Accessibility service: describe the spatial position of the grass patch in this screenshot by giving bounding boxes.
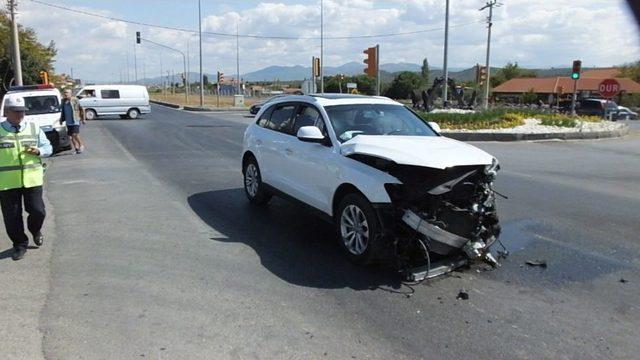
[417,108,528,130]
[418,108,602,130]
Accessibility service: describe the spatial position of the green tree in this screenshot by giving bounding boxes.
[421,57,429,84]
[619,60,639,82]
[384,71,424,99]
[491,61,536,88]
[0,11,57,91]
[521,87,538,104]
[323,74,377,95]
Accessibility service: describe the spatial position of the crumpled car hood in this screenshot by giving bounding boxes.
[340,135,494,169]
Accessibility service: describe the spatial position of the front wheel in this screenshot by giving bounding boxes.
[84,109,97,121]
[243,157,271,205]
[335,193,382,265]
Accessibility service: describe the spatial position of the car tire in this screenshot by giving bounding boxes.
[47,131,60,154]
[84,109,97,120]
[127,108,140,119]
[335,193,382,265]
[243,157,271,205]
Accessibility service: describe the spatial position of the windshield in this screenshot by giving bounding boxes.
[324,104,437,143]
[24,95,60,115]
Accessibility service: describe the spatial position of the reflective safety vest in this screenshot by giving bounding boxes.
[0,122,44,191]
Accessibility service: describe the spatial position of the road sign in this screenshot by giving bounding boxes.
[346,82,357,89]
[598,79,621,98]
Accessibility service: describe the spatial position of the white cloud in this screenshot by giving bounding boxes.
[13,0,640,82]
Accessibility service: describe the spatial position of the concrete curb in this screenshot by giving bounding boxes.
[183,106,249,112]
[442,125,629,141]
[149,100,180,109]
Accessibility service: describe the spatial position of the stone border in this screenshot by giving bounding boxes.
[183,106,249,112]
[149,100,180,109]
[443,126,629,141]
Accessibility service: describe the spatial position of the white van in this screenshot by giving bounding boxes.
[76,85,150,120]
[0,84,70,153]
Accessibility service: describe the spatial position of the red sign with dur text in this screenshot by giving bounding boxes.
[598,79,621,98]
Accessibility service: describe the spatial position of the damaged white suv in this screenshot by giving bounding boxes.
[242,94,501,268]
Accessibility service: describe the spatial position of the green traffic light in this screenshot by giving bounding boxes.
[571,73,580,80]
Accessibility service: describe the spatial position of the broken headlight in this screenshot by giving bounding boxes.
[484,158,500,180]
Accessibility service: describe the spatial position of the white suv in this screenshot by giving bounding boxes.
[242,95,501,267]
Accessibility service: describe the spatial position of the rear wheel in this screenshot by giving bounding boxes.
[335,193,382,265]
[127,108,139,119]
[243,157,271,205]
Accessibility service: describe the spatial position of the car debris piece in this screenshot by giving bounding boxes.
[525,260,547,268]
[619,278,628,283]
[456,289,469,300]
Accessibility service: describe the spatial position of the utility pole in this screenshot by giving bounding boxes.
[236,21,241,95]
[442,0,450,107]
[375,45,380,96]
[480,0,501,109]
[198,0,204,107]
[9,0,23,85]
[320,0,324,93]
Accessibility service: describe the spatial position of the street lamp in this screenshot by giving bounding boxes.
[140,36,189,104]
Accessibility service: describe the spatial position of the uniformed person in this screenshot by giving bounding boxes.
[0,94,52,260]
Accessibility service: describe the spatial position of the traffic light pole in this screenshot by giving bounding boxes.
[442,0,450,107]
[571,78,578,116]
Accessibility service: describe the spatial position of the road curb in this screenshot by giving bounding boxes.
[442,125,629,141]
[183,106,249,112]
[149,100,180,109]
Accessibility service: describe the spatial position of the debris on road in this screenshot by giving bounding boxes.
[619,278,628,284]
[456,289,469,300]
[525,260,548,268]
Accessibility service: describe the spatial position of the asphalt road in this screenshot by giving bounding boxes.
[35,106,640,359]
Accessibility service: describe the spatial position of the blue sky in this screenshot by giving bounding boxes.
[15,0,640,82]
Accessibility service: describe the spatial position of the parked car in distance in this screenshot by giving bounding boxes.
[242,94,501,267]
[76,85,150,120]
[0,84,70,153]
[576,98,618,118]
[249,94,289,115]
[613,106,638,120]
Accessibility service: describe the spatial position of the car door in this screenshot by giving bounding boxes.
[255,102,298,194]
[99,89,122,115]
[284,103,337,213]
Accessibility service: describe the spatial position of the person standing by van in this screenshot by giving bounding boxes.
[60,89,86,154]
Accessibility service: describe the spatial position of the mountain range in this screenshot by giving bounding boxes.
[134,62,574,85]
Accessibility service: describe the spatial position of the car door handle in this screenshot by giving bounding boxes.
[285,148,293,156]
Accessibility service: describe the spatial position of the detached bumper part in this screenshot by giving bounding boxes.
[402,209,497,265]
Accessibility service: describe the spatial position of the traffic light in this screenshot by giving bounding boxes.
[39,71,49,84]
[313,57,320,78]
[571,60,581,80]
[363,46,377,77]
[136,31,141,44]
[475,64,487,85]
[217,71,224,83]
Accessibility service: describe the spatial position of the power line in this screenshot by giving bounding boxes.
[27,0,483,40]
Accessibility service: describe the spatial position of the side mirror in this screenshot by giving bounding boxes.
[77,95,84,99]
[297,126,326,143]
[428,121,441,133]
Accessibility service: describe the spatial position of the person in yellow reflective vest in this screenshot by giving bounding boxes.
[0,94,52,261]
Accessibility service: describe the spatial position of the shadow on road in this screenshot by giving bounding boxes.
[188,188,404,291]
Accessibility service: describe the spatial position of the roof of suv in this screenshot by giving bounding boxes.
[267,94,401,107]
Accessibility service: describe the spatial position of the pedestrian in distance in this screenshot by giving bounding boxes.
[60,88,86,154]
[0,94,52,261]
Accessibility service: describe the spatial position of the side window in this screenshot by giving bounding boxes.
[267,104,296,134]
[257,105,274,128]
[292,105,321,134]
[101,90,120,99]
